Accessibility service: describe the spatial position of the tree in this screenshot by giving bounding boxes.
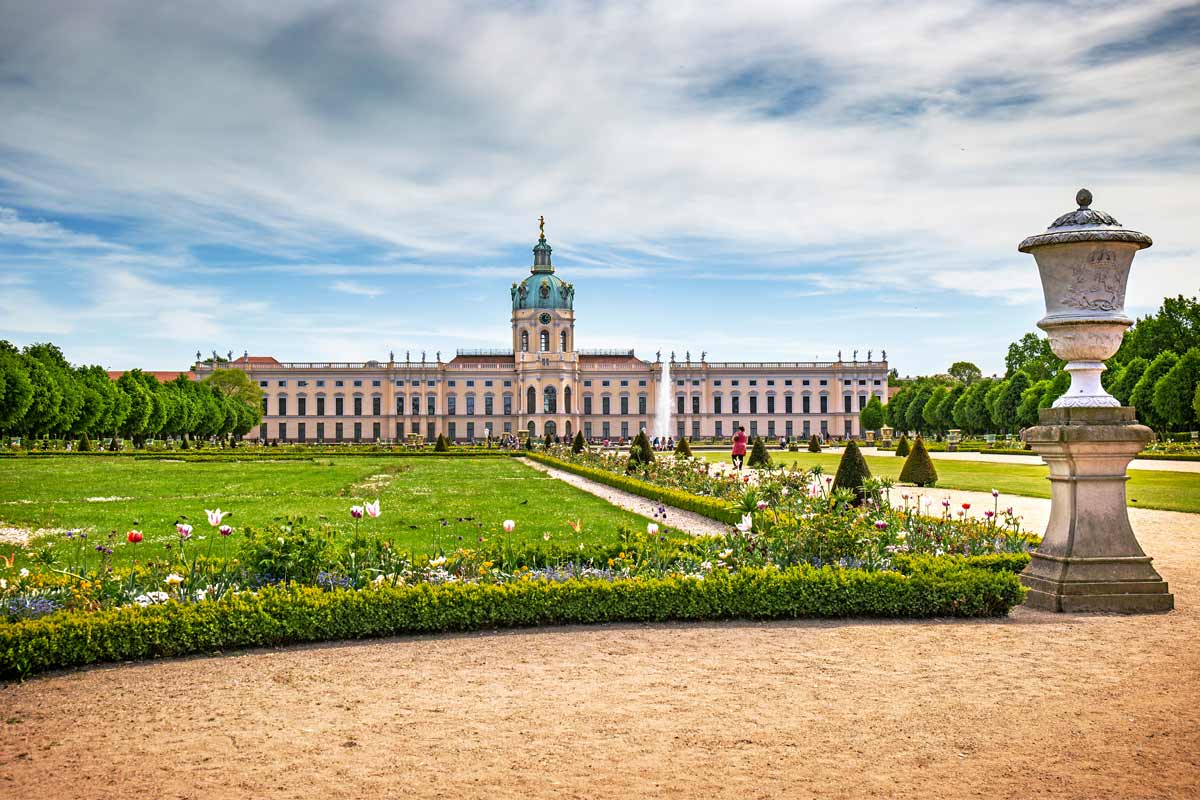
[899,436,938,486]
[1193,382,1200,426]
[1005,332,1062,382]
[674,437,693,457]
[628,430,654,467]
[859,395,884,433]
[1017,379,1049,429]
[984,380,1007,431]
[948,361,982,385]
[807,434,821,452]
[1111,357,1149,406]
[1038,370,1071,410]
[956,379,994,435]
[434,433,450,451]
[203,368,263,440]
[1115,295,1200,364]
[1152,347,1200,431]
[885,387,911,430]
[895,434,910,457]
[116,371,152,438]
[994,372,1031,433]
[571,430,586,453]
[19,356,64,437]
[23,343,83,436]
[937,385,965,432]
[1130,351,1179,430]
[0,345,34,432]
[905,384,933,435]
[923,386,949,433]
[832,440,871,505]
[747,436,771,468]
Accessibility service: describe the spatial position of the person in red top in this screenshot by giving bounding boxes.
[731,426,748,471]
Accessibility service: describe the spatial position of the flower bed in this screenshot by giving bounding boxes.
[0,561,1025,679]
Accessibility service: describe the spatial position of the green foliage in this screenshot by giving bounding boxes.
[1005,332,1063,382]
[831,440,871,505]
[859,394,884,432]
[238,520,336,585]
[747,436,771,468]
[0,344,35,433]
[885,386,911,429]
[0,563,1026,678]
[1038,370,1071,410]
[994,372,1031,433]
[1130,351,1179,430]
[628,430,654,467]
[77,431,92,452]
[674,437,693,457]
[905,384,933,434]
[1114,295,1200,365]
[948,361,982,385]
[899,436,938,486]
[1152,347,1200,431]
[923,386,949,432]
[572,430,586,453]
[895,434,910,457]
[808,435,821,453]
[434,433,450,452]
[1017,379,1048,429]
[1111,357,1149,406]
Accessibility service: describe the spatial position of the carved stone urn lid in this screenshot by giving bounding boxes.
[1018,189,1152,252]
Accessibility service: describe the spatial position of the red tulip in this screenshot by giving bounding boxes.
[961,503,971,510]
[127,530,143,543]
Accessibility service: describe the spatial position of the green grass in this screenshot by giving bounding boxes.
[0,456,653,565]
[697,451,1200,514]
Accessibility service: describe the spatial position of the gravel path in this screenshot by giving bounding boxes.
[520,457,730,537]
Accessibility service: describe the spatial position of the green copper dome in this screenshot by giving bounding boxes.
[511,223,574,311]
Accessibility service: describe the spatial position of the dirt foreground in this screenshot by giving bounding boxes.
[2,498,1198,800]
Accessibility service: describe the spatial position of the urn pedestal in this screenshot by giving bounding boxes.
[1020,407,1173,612]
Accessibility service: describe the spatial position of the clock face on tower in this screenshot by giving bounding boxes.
[539,312,552,325]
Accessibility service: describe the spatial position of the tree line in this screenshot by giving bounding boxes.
[864,294,1200,437]
[0,341,264,444]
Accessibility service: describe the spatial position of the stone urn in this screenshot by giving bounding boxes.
[1019,189,1152,407]
[1017,189,1171,613]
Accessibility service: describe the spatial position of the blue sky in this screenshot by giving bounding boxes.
[0,0,1197,375]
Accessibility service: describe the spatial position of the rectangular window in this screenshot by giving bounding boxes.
[277,380,287,387]
[620,396,629,415]
[317,397,326,416]
[353,422,362,442]
[858,395,867,410]
[316,422,325,441]
[844,396,852,413]
[316,380,325,387]
[447,395,457,415]
[484,395,493,415]
[466,380,475,387]
[297,397,307,416]
[768,420,776,437]
[336,422,345,441]
[466,422,475,440]
[638,396,647,414]
[820,396,828,413]
[749,396,758,414]
[584,380,592,387]
[485,380,493,387]
[372,380,381,387]
[785,396,793,414]
[692,396,700,414]
[602,396,611,415]
[845,420,853,438]
[621,421,629,439]
[584,422,593,438]
[803,420,811,437]
[427,397,436,415]
[372,396,381,416]
[715,420,723,438]
[676,420,685,440]
[503,422,512,433]
[767,396,775,414]
[354,380,362,387]
[784,380,792,386]
[785,420,793,437]
[278,422,287,440]
[277,396,287,416]
[259,380,268,387]
[749,380,757,386]
[638,380,647,387]
[298,380,308,387]
[602,421,611,439]
[427,422,435,441]
[336,380,344,387]
[261,397,268,415]
[802,396,810,413]
[732,396,740,414]
[713,396,722,414]
[584,396,593,415]
[750,421,758,437]
[466,395,475,416]
[372,422,381,441]
[676,396,684,414]
[620,380,628,387]
[353,397,362,415]
[691,421,700,439]
[396,396,405,415]
[503,395,512,415]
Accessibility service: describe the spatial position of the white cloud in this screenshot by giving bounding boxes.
[330,280,384,298]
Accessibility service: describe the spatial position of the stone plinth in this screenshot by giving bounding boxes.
[1020,406,1173,612]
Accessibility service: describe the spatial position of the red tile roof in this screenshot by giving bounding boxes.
[231,356,280,365]
[107,370,196,382]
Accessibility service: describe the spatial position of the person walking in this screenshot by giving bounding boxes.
[731,425,748,471]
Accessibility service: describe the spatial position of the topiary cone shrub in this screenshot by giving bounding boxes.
[674,437,693,458]
[628,430,654,466]
[108,436,121,452]
[832,440,872,505]
[544,432,553,448]
[899,436,938,486]
[77,432,92,452]
[571,430,586,453]
[808,435,822,453]
[896,434,911,457]
[747,436,772,468]
[434,433,450,452]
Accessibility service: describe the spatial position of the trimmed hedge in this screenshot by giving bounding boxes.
[527,453,741,524]
[892,552,1031,575]
[0,564,1025,679]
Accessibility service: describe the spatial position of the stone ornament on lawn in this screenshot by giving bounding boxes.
[1017,189,1171,613]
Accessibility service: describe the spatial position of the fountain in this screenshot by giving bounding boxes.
[654,356,671,440]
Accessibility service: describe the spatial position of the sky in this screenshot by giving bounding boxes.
[0,0,1197,377]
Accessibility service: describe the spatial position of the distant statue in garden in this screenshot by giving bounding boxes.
[853,349,858,361]
[686,350,691,362]
[389,350,394,362]
[837,350,842,361]
[882,349,887,361]
[436,350,441,362]
[867,350,872,361]
[656,349,661,362]
[701,351,706,362]
[421,351,426,362]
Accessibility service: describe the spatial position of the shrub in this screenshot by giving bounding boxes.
[788,443,799,452]
[434,433,450,452]
[0,562,1026,678]
[808,435,821,453]
[674,437,693,458]
[525,436,534,450]
[832,440,872,505]
[77,432,92,452]
[628,430,654,467]
[747,437,772,467]
[108,436,121,452]
[899,436,938,486]
[544,432,553,448]
[572,430,586,453]
[895,434,911,457]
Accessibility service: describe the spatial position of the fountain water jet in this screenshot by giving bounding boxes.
[653,357,671,440]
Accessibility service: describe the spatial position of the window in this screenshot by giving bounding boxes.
[844,395,852,413]
[767,380,775,386]
[858,395,867,410]
[749,395,758,414]
[372,422,381,440]
[354,380,363,387]
[715,421,723,437]
[620,396,629,415]
[317,380,325,387]
[353,397,362,415]
[858,380,867,386]
[767,396,775,414]
[411,395,420,416]
[298,380,308,387]
[447,395,457,416]
[564,386,572,413]
[278,380,287,387]
[317,397,326,416]
[466,395,475,416]
[602,421,610,438]
[874,380,882,386]
[372,380,381,387]
[277,396,287,416]
[802,395,811,413]
[749,421,758,437]
[768,420,775,437]
[676,396,684,414]
[484,395,493,415]
[638,395,647,414]
[485,380,493,387]
[621,422,629,439]
[335,380,344,387]
[843,380,851,386]
[521,331,529,352]
[820,380,828,386]
[540,330,550,352]
[584,380,592,387]
[544,386,557,413]
[749,380,757,387]
[261,397,268,415]
[298,397,307,416]
[427,396,436,416]
[620,380,629,387]
[820,396,828,413]
[560,331,567,351]
[784,380,792,386]
[714,380,722,386]
[786,421,793,437]
[602,380,610,387]
[448,381,456,387]
[732,396,740,414]
[713,396,722,414]
[353,422,362,442]
[503,395,512,415]
[584,395,593,415]
[732,380,740,386]
[692,396,700,414]
[278,422,287,440]
[466,380,474,387]
[638,380,647,387]
[692,380,700,386]
[316,422,325,441]
[396,396,405,415]
[466,422,474,440]
[504,380,512,387]
[601,396,611,415]
[527,387,536,414]
[259,380,268,387]
[372,396,381,416]
[692,420,700,439]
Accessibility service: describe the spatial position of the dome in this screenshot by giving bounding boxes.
[511,220,574,311]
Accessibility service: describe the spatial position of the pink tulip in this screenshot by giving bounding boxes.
[219,524,233,536]
[503,519,516,533]
[205,509,229,527]
[350,506,364,519]
[365,499,381,518]
[176,523,193,540]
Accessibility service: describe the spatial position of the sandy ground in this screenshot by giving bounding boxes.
[2,496,1197,799]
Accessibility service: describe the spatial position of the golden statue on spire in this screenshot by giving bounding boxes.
[538,215,545,238]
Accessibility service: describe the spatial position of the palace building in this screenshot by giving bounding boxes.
[196,222,889,443]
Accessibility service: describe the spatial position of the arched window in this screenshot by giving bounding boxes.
[527,420,536,437]
[544,385,557,414]
[545,420,557,437]
[521,331,529,352]
[560,330,567,352]
[527,386,537,414]
[563,386,572,413]
[565,420,572,438]
[540,330,550,352]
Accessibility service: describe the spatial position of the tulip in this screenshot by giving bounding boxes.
[647,522,659,535]
[176,523,193,540]
[19,568,30,578]
[756,500,768,510]
[874,520,888,530]
[127,530,143,543]
[991,488,999,498]
[205,508,229,527]
[219,524,233,537]
[350,505,364,519]
[164,573,184,586]
[503,519,516,533]
[735,514,753,533]
[365,499,381,518]
[962,503,971,511]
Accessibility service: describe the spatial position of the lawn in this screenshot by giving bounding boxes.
[697,451,1200,514]
[0,456,654,565]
